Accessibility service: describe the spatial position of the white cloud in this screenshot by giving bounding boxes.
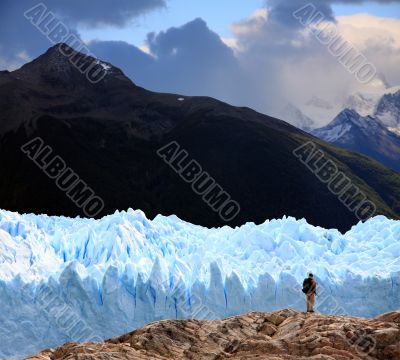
[17,51,31,62]
[230,8,268,36]
[228,10,400,123]
[220,37,238,49]
[336,13,400,49]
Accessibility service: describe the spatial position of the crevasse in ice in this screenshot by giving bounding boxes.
[0,208,399,358]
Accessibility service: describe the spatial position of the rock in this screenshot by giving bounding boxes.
[26,309,400,359]
[258,322,277,336]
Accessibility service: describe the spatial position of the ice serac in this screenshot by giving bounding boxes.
[0,209,399,358]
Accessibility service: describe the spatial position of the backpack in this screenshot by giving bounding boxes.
[302,278,311,294]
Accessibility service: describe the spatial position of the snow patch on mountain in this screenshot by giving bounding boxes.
[0,209,399,358]
[316,122,351,142]
[389,127,400,136]
[94,59,113,73]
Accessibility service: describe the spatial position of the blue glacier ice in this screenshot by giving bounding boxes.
[0,208,399,358]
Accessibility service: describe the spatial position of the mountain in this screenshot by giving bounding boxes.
[375,90,400,128]
[27,309,400,360]
[341,86,400,133]
[1,209,400,357]
[280,103,315,131]
[295,97,338,128]
[312,109,400,172]
[343,87,398,117]
[294,84,400,129]
[1,43,400,231]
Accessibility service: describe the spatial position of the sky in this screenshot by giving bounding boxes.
[80,0,265,46]
[79,1,399,47]
[1,0,399,126]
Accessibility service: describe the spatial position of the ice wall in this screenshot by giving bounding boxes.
[0,209,399,358]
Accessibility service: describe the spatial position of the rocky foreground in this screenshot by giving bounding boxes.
[26,309,400,360]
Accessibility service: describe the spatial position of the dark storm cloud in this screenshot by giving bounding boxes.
[89,19,243,103]
[45,0,166,27]
[146,18,234,60]
[266,0,400,27]
[146,18,238,79]
[0,0,165,69]
[267,0,336,26]
[1,0,165,28]
[145,18,242,99]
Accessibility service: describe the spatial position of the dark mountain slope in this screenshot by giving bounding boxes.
[0,44,399,232]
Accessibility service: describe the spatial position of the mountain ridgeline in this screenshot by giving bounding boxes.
[0,43,400,231]
[312,109,400,172]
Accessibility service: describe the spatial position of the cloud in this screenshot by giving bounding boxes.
[89,19,243,103]
[47,0,166,28]
[227,5,400,121]
[266,0,336,27]
[0,0,399,128]
[335,13,400,86]
[336,13,400,49]
[0,0,166,69]
[266,0,400,27]
[88,40,156,86]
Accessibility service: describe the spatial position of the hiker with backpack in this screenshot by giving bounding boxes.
[302,272,317,313]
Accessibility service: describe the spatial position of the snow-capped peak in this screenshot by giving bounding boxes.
[297,83,400,129]
[311,109,384,142]
[375,89,400,128]
[334,108,379,128]
[343,86,400,117]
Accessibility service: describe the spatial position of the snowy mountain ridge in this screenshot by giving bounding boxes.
[311,108,400,171]
[312,108,383,142]
[0,208,399,358]
[375,89,400,128]
[288,86,400,129]
[343,86,400,117]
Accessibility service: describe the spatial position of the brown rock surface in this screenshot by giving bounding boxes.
[26,309,400,360]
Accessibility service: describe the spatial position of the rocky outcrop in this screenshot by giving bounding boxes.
[26,309,400,359]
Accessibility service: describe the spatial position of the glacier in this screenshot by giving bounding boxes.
[0,209,399,358]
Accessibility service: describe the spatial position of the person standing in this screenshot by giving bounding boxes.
[302,272,317,313]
